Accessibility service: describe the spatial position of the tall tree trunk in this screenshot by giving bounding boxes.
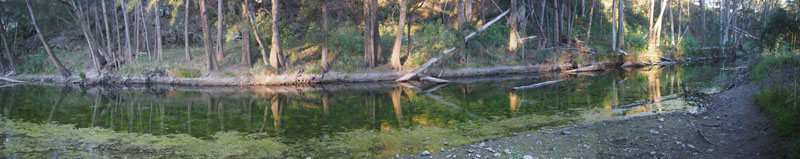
[140,4,152,60]
[363,0,374,67]
[155,0,163,61]
[508,0,520,54]
[244,0,269,66]
[241,1,251,66]
[122,0,133,63]
[216,0,224,62]
[372,0,381,63]
[480,0,486,24]
[390,0,407,70]
[617,0,625,49]
[26,0,70,77]
[456,0,465,28]
[200,0,218,71]
[270,0,286,69]
[101,0,115,67]
[465,0,472,21]
[185,0,191,61]
[611,0,617,52]
[133,6,140,60]
[700,0,706,44]
[321,0,329,71]
[649,0,668,54]
[0,12,16,71]
[585,0,596,47]
[669,0,675,46]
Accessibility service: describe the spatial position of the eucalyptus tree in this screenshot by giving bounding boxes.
[25,0,70,77]
[200,0,218,71]
[390,0,408,70]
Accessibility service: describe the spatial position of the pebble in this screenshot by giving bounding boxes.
[425,137,431,140]
[421,150,431,156]
[504,149,512,154]
[649,129,660,135]
[658,118,665,122]
[467,149,475,153]
[707,149,714,152]
[523,155,535,159]
[688,144,696,149]
[658,125,663,129]
[540,127,546,131]
[650,151,657,156]
[445,154,452,158]
[479,142,487,148]
[441,148,445,152]
[476,154,482,158]
[444,142,450,146]
[396,154,400,158]
[494,153,501,157]
[676,141,682,145]
[561,131,572,135]
[703,116,709,119]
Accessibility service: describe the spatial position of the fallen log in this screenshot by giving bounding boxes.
[512,79,565,91]
[563,65,603,73]
[419,75,451,83]
[397,9,511,82]
[0,77,25,83]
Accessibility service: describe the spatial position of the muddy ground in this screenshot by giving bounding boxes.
[408,81,781,159]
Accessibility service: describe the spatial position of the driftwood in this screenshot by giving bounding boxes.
[419,75,451,83]
[397,9,511,82]
[564,65,603,73]
[513,79,565,91]
[0,77,25,83]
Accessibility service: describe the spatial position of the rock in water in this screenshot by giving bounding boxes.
[523,155,535,159]
[658,117,665,122]
[688,144,696,149]
[421,150,431,156]
[504,149,512,154]
[649,129,659,135]
[561,131,572,135]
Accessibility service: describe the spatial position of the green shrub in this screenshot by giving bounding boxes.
[623,25,648,55]
[677,35,700,57]
[170,68,202,78]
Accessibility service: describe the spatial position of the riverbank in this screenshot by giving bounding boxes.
[419,77,782,159]
[3,55,738,86]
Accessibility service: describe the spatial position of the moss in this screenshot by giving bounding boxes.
[0,118,287,158]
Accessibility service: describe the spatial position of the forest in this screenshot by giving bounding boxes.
[0,0,774,82]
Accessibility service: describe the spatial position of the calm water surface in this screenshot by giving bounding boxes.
[0,60,741,157]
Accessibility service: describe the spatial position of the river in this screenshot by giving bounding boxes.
[0,60,742,158]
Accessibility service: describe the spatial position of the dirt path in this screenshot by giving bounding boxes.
[414,81,779,159]
[702,82,779,158]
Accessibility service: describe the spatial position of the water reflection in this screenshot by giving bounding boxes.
[1,61,738,141]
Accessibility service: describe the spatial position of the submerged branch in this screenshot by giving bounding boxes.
[513,79,564,91]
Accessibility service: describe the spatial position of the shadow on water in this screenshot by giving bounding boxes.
[0,60,743,158]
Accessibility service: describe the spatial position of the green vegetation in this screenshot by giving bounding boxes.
[751,8,800,157]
